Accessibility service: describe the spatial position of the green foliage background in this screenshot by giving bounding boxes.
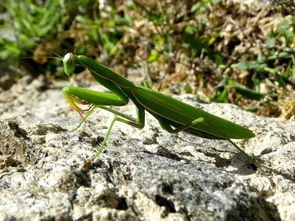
[0,0,294,118]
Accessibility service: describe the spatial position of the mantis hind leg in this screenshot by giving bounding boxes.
[156,116,223,140]
[202,119,260,168]
[156,115,259,168]
[155,116,205,134]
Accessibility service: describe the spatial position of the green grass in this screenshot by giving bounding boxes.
[0,0,294,117]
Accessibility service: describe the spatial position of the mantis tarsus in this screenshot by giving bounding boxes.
[62,53,258,168]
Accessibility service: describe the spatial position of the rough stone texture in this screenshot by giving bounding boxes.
[0,75,294,221]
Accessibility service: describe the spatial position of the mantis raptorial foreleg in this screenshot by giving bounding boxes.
[74,104,97,130]
[63,84,147,167]
[63,84,129,128]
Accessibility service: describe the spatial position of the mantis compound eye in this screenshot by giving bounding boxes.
[63,53,75,76]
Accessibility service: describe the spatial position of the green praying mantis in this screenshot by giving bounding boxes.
[62,53,258,168]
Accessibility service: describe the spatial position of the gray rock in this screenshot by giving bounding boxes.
[0,75,294,221]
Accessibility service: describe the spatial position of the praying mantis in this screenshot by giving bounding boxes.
[62,53,258,168]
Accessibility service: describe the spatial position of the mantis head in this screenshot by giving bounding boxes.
[63,53,76,76]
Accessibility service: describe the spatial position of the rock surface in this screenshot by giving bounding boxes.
[0,75,294,221]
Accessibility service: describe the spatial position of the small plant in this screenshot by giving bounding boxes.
[0,0,99,75]
[0,0,65,58]
[232,16,295,88]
